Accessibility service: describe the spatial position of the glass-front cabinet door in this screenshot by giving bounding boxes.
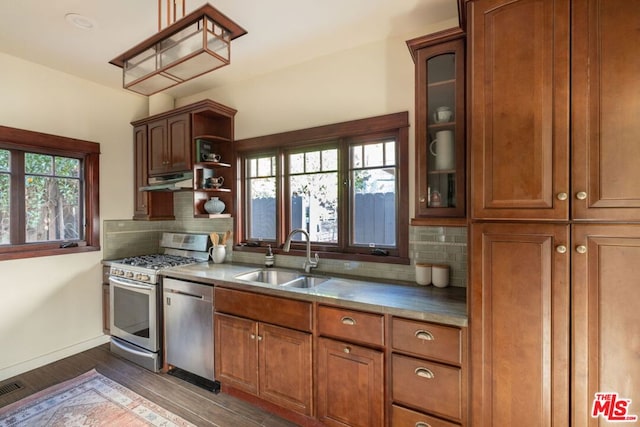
[408,29,465,221]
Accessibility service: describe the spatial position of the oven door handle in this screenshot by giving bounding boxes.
[109,276,154,290]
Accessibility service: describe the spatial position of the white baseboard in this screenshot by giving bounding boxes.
[0,335,111,382]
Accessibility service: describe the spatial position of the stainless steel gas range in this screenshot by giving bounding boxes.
[108,232,210,372]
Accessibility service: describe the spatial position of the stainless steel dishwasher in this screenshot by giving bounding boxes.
[163,277,214,382]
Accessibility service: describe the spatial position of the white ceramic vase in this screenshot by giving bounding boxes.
[204,197,225,214]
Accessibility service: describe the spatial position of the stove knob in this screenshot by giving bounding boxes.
[125,271,134,279]
[140,274,150,282]
[134,273,141,281]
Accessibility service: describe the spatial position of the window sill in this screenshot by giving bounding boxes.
[233,245,410,265]
[0,245,100,261]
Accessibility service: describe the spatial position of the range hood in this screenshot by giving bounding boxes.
[139,172,194,192]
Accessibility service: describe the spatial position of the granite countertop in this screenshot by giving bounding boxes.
[160,262,468,327]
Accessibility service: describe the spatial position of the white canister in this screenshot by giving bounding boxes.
[209,246,226,263]
[415,263,432,286]
[432,264,449,288]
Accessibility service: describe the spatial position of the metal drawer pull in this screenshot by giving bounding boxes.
[341,316,356,326]
[415,367,435,379]
[343,346,351,354]
[415,423,431,427]
[415,330,434,341]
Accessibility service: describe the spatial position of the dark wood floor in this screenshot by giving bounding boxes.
[0,344,298,427]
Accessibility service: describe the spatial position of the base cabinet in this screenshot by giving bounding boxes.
[214,313,312,416]
[316,337,384,427]
[392,405,460,427]
[215,313,258,394]
[213,286,313,418]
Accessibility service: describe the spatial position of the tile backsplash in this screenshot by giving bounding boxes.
[103,192,467,287]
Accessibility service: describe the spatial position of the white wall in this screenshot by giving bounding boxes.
[178,18,457,222]
[0,52,148,380]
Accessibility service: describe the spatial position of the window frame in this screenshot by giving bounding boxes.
[235,112,409,264]
[0,125,100,261]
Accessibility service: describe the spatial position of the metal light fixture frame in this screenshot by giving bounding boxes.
[110,2,247,96]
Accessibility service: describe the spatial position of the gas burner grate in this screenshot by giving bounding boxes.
[120,254,201,269]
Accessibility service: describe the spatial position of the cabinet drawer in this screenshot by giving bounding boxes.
[392,317,462,365]
[392,354,462,421]
[318,305,384,347]
[392,404,460,427]
[214,287,312,332]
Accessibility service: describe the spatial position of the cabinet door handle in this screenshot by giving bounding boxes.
[415,367,435,379]
[576,191,587,200]
[250,334,256,340]
[341,316,356,326]
[556,245,567,254]
[257,335,263,341]
[415,330,434,341]
[415,423,431,427]
[576,245,587,254]
[343,346,351,354]
[556,192,568,201]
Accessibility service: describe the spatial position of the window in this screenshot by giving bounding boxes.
[0,125,100,260]
[236,112,409,263]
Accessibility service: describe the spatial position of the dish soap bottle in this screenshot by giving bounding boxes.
[265,244,274,268]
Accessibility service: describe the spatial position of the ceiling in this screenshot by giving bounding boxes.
[0,0,459,99]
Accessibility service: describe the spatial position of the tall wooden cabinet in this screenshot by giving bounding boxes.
[468,0,640,425]
[571,0,640,221]
[470,222,570,426]
[572,225,640,426]
[469,0,570,221]
[407,28,466,222]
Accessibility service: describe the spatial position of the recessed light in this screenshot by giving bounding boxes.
[65,13,97,30]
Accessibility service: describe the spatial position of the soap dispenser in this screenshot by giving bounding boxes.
[265,244,274,268]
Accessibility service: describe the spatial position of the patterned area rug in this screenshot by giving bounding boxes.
[0,369,195,426]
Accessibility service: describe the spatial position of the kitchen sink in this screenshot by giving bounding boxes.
[235,268,329,288]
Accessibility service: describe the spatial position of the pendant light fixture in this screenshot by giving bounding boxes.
[110,1,246,96]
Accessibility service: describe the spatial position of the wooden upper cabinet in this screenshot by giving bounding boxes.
[133,124,174,220]
[572,0,640,220]
[470,222,570,427]
[167,114,191,172]
[469,0,570,220]
[408,28,466,222]
[572,224,640,426]
[147,113,191,176]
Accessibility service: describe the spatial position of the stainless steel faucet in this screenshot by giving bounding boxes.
[283,228,319,273]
